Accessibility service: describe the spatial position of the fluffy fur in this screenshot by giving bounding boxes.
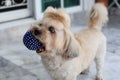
[30,3,108,80]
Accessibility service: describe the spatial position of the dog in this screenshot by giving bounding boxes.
[30,3,108,80]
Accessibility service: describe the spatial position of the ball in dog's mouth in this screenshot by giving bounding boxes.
[23,31,46,53]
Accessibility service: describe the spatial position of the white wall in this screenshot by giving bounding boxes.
[83,0,95,11]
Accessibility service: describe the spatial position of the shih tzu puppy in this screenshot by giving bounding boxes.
[24,3,108,80]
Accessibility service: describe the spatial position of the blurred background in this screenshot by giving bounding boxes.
[0,0,120,80]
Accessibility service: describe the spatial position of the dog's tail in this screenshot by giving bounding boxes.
[88,3,108,30]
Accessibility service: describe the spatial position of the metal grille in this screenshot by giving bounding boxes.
[0,0,27,12]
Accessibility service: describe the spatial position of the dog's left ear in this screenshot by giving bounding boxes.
[62,31,80,59]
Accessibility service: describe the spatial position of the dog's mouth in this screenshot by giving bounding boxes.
[36,43,46,53]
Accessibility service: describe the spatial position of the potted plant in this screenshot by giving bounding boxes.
[95,0,108,7]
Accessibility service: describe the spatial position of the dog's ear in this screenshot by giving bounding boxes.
[44,7,71,28]
[57,9,71,28]
[62,31,80,59]
[44,7,55,14]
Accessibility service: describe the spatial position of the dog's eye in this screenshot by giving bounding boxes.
[49,26,55,33]
[38,23,42,26]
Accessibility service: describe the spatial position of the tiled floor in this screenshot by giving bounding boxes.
[0,57,39,80]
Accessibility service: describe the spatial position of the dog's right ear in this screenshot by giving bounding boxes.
[44,7,56,14]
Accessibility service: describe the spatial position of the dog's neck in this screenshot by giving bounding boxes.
[41,53,65,71]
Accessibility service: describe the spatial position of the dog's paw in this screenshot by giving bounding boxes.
[95,76,103,80]
[80,68,89,75]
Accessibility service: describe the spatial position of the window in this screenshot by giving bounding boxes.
[64,0,80,8]
[30,0,82,20]
[41,0,81,12]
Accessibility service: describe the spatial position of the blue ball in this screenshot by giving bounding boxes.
[23,31,41,50]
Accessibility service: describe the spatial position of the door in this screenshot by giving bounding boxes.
[41,0,82,13]
[0,0,32,23]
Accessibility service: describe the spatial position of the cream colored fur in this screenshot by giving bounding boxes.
[30,3,108,80]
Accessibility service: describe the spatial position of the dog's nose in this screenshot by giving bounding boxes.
[34,29,42,36]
